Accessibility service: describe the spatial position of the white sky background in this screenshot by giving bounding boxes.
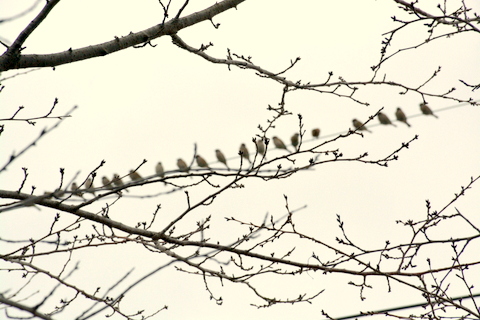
[1,0,480,319]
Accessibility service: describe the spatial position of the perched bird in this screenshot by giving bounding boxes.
[177,158,189,172]
[112,174,129,192]
[196,155,210,169]
[85,177,94,189]
[352,119,371,132]
[85,177,95,194]
[129,170,142,181]
[155,162,165,177]
[255,138,265,155]
[420,102,438,118]
[312,128,320,139]
[71,182,83,196]
[395,107,411,127]
[52,188,65,199]
[112,174,124,188]
[273,136,289,152]
[239,143,251,163]
[291,133,299,150]
[102,176,112,188]
[378,112,396,127]
[215,149,229,170]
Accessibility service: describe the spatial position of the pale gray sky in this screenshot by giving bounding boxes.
[1,1,479,319]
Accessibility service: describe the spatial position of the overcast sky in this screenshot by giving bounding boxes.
[1,1,480,319]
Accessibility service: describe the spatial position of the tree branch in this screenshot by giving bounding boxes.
[0,0,245,71]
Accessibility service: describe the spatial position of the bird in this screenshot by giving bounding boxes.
[112,174,123,187]
[85,177,93,189]
[71,182,83,196]
[196,155,210,169]
[378,112,396,127]
[255,138,265,155]
[102,176,112,188]
[291,133,299,151]
[273,136,289,152]
[85,177,95,194]
[420,102,438,118]
[155,162,165,177]
[239,143,251,163]
[215,149,229,170]
[177,158,189,172]
[52,188,65,199]
[352,119,371,132]
[312,128,320,139]
[395,107,411,127]
[129,170,142,181]
[112,174,129,192]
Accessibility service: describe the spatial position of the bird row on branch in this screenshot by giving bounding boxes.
[353,103,437,132]
[67,103,438,196]
[68,132,314,196]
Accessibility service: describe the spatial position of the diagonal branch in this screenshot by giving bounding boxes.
[0,0,246,71]
[0,294,53,320]
[171,34,298,86]
[2,0,61,70]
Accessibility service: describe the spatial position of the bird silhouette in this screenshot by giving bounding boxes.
[215,149,229,170]
[177,159,189,172]
[102,176,112,188]
[129,170,142,182]
[378,112,397,127]
[273,136,289,152]
[352,119,371,132]
[239,143,251,163]
[112,174,129,192]
[395,108,411,127]
[291,133,299,151]
[420,103,438,118]
[255,138,265,155]
[196,155,210,169]
[85,177,95,194]
[155,162,165,177]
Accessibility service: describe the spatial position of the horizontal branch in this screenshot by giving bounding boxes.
[2,189,477,279]
[393,0,480,33]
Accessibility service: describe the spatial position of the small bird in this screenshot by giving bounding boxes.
[196,155,210,169]
[155,162,165,177]
[420,102,438,118]
[395,107,411,127]
[85,177,95,194]
[273,136,289,152]
[102,176,112,188]
[378,112,396,127]
[255,138,265,155]
[177,158,189,172]
[52,188,65,199]
[85,177,94,189]
[312,128,320,139]
[291,133,299,151]
[215,149,229,170]
[239,143,251,163]
[112,174,124,188]
[112,174,129,192]
[352,119,371,132]
[129,170,142,181]
[71,182,83,196]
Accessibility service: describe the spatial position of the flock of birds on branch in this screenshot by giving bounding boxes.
[69,103,438,196]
